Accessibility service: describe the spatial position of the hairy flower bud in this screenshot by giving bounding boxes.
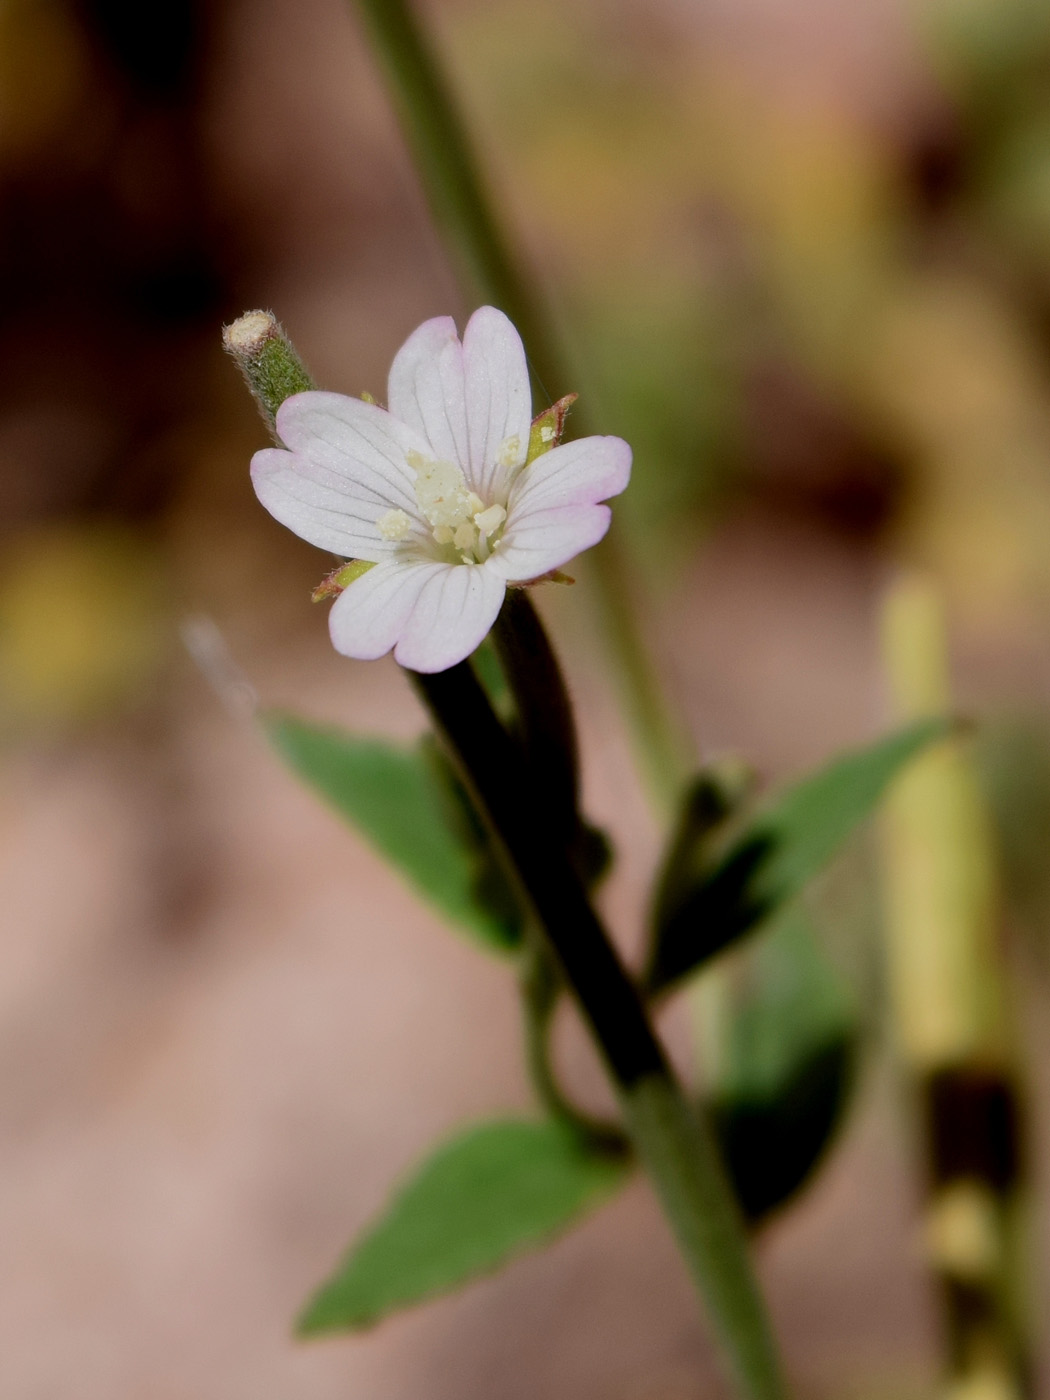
[223,310,315,434]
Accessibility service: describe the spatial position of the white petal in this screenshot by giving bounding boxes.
[487,503,613,582]
[486,434,630,580]
[393,563,506,673]
[462,306,532,498]
[386,316,471,470]
[508,435,631,516]
[328,560,445,661]
[276,392,429,509]
[252,392,432,557]
[251,449,402,559]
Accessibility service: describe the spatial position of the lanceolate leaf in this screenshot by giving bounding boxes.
[645,718,949,994]
[264,712,522,953]
[298,1120,630,1333]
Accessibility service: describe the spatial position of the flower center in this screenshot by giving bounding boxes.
[403,449,508,563]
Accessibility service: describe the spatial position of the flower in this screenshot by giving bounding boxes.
[250,306,631,672]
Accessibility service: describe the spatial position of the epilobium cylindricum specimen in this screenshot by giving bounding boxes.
[250,306,631,672]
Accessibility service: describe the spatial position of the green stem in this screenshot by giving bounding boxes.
[412,660,787,1400]
[520,943,626,1151]
[351,0,691,808]
[351,0,556,379]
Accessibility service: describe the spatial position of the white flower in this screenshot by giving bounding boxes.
[251,306,631,673]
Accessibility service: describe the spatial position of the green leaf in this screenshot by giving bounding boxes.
[645,718,949,994]
[298,1120,630,1333]
[710,912,857,1224]
[264,712,522,953]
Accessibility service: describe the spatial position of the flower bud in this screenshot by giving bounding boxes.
[222,310,315,434]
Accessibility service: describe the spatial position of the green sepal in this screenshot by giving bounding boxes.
[297,1118,630,1333]
[264,712,522,953]
[311,558,376,601]
[526,393,577,463]
[644,718,950,995]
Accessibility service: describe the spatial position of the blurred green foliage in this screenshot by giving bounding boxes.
[711,910,856,1225]
[645,720,947,994]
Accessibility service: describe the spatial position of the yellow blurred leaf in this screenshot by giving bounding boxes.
[0,522,166,731]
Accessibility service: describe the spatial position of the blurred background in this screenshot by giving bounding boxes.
[4,0,1050,1394]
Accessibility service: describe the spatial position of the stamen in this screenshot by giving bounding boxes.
[404,448,510,563]
[474,503,506,536]
[376,508,412,541]
[497,434,522,467]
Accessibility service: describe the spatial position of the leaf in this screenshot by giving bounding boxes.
[264,712,522,953]
[298,1120,630,1333]
[709,911,857,1224]
[645,718,949,994]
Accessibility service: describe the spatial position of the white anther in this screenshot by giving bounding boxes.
[376,508,412,541]
[497,434,522,467]
[474,503,506,536]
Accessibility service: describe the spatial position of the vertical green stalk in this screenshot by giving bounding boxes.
[412,659,787,1400]
[880,571,1029,1399]
[350,0,691,809]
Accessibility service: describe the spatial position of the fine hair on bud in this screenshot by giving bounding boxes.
[222,309,315,434]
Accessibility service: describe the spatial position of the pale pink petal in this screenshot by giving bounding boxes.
[487,503,613,582]
[462,306,532,498]
[393,563,506,673]
[253,392,434,557]
[508,435,631,516]
[386,316,471,469]
[276,392,430,509]
[251,447,425,560]
[328,560,446,661]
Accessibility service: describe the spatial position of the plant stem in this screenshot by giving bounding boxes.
[491,590,580,838]
[352,0,556,380]
[519,943,626,1151]
[880,572,1029,1396]
[351,0,691,808]
[412,659,787,1400]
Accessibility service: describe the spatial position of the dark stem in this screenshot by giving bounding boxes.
[412,659,665,1088]
[491,590,580,835]
[411,657,786,1400]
